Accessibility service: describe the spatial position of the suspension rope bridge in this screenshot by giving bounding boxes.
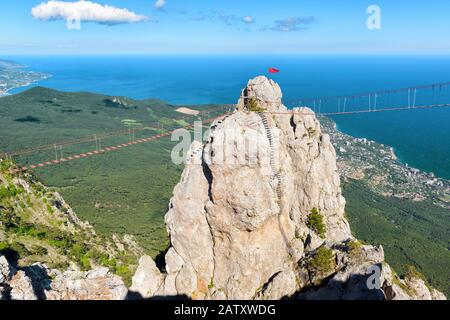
[263,103,450,117]
[2,80,449,173]
[296,80,450,105]
[6,112,231,173]
[4,106,227,158]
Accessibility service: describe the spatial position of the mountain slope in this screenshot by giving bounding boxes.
[0,158,142,295]
[0,87,223,255]
[343,180,450,296]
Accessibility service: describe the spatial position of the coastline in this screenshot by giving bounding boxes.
[0,58,52,97]
[322,116,450,207]
[333,119,442,180]
[0,74,51,97]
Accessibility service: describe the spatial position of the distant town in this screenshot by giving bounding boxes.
[0,59,50,96]
[321,117,450,209]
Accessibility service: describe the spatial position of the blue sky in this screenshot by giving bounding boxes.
[1,0,450,54]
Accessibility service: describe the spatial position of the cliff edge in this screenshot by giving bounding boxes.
[130,76,445,300]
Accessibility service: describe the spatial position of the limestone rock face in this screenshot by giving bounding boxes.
[133,76,352,300]
[0,254,13,300]
[256,270,297,300]
[298,244,447,300]
[237,76,284,112]
[10,271,38,300]
[45,267,128,300]
[298,245,387,300]
[0,254,127,300]
[0,255,12,284]
[430,288,447,301]
[131,76,445,301]
[130,255,164,298]
[180,77,349,299]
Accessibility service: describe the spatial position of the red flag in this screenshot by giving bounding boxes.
[268,68,280,73]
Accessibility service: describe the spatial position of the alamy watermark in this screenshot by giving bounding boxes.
[366,265,382,290]
[65,5,382,32]
[170,119,280,178]
[66,14,81,30]
[367,5,382,30]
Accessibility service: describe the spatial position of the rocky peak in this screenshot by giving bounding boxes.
[237,76,285,112]
[128,76,446,301]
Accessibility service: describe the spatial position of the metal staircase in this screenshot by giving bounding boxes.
[257,112,283,207]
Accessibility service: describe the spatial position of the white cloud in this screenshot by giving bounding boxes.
[31,1,149,26]
[242,16,254,24]
[271,17,315,32]
[154,0,166,10]
[216,13,255,27]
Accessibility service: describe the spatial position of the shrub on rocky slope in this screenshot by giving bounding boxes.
[0,158,142,299]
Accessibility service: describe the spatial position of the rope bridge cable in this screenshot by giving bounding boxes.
[12,112,233,173]
[263,103,450,117]
[4,106,226,158]
[5,102,450,173]
[4,103,450,164]
[292,80,450,115]
[3,81,450,165]
[292,81,450,104]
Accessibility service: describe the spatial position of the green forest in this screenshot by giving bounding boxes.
[0,87,448,295]
[344,180,450,296]
[0,87,222,256]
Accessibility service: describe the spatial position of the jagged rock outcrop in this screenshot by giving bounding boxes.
[0,254,127,300]
[130,76,446,300]
[163,76,351,300]
[130,256,164,298]
[10,271,38,300]
[45,267,127,300]
[0,255,12,300]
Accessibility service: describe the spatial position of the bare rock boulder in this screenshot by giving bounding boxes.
[45,267,127,300]
[10,271,37,300]
[130,255,164,299]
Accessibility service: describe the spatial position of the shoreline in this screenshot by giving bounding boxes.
[321,116,450,208]
[0,58,52,97]
[0,74,52,97]
[332,119,445,181]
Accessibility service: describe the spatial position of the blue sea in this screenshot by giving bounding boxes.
[4,55,450,180]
